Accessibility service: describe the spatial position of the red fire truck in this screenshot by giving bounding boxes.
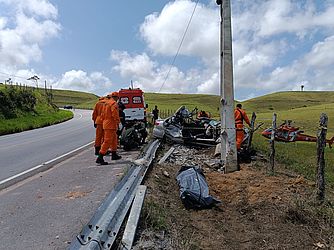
[118,88,147,126]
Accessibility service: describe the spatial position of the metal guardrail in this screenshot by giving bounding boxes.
[69,139,160,250]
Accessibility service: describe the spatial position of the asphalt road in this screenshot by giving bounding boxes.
[0,109,95,181]
[0,146,138,250]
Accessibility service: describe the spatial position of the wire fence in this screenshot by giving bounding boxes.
[0,81,54,105]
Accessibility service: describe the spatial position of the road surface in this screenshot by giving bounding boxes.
[0,146,138,250]
[0,109,95,181]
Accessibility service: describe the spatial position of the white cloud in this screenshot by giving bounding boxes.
[112,1,333,99]
[261,35,334,91]
[0,0,58,18]
[230,0,334,98]
[0,0,60,67]
[55,70,112,92]
[304,35,334,68]
[196,72,219,94]
[140,0,219,66]
[110,49,218,94]
[111,50,156,79]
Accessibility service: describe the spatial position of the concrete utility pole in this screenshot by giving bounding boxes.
[217,0,238,172]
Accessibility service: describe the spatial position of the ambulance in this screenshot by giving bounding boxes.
[118,88,147,126]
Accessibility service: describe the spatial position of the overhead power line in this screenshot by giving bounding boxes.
[158,0,200,93]
[0,71,30,80]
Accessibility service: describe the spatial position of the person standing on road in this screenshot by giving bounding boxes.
[152,105,159,124]
[96,92,122,165]
[92,96,106,155]
[118,101,126,128]
[234,103,251,151]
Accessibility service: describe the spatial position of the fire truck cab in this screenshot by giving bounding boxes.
[118,88,147,125]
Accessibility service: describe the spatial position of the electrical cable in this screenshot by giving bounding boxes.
[158,0,200,93]
[0,71,30,80]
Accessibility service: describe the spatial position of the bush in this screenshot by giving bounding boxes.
[0,86,37,119]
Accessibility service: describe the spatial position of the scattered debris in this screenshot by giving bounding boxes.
[162,170,170,178]
[313,242,326,249]
[158,146,175,165]
[64,191,91,200]
[262,120,334,147]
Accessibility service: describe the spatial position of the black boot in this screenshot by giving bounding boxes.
[95,146,101,156]
[111,151,122,160]
[96,154,108,165]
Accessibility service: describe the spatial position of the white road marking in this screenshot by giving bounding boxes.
[0,141,94,190]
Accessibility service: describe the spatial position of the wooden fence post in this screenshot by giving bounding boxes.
[246,112,256,152]
[316,113,328,202]
[269,113,277,173]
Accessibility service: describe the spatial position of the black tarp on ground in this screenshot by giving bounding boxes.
[176,166,221,209]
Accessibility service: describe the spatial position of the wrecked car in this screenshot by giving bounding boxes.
[153,106,220,146]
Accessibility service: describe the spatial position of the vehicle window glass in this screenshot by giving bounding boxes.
[120,97,129,104]
[133,96,142,104]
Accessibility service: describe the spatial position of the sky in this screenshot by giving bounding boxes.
[0,0,334,101]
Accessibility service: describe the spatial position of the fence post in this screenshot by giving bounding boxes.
[246,112,256,152]
[316,113,328,203]
[269,113,277,173]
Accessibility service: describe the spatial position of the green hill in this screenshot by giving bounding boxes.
[243,93,334,187]
[242,91,334,113]
[76,92,221,116]
[145,93,221,118]
[51,89,99,108]
[0,84,73,135]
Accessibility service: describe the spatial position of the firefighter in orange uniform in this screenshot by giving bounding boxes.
[234,103,251,150]
[96,92,122,165]
[92,96,106,155]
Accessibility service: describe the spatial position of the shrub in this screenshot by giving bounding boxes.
[0,86,37,119]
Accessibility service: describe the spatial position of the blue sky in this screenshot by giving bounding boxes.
[0,0,334,101]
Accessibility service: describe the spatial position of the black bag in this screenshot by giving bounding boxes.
[176,166,221,209]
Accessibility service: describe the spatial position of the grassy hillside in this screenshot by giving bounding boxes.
[242,91,334,113]
[0,85,73,135]
[251,102,334,187]
[77,92,222,116]
[145,93,221,117]
[51,89,99,108]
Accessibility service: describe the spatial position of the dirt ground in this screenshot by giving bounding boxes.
[133,144,334,250]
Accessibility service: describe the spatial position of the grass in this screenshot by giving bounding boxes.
[0,86,73,135]
[50,88,98,108]
[75,92,222,116]
[142,200,168,231]
[243,91,334,113]
[251,101,334,188]
[0,108,73,135]
[0,84,98,109]
[144,93,221,118]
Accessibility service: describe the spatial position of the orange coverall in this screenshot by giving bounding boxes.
[92,97,106,148]
[99,99,120,155]
[234,107,251,150]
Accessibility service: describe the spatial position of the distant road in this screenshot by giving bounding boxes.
[0,109,95,181]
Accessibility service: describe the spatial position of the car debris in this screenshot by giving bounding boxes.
[158,146,175,165]
[262,119,334,147]
[120,122,147,151]
[153,106,220,147]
